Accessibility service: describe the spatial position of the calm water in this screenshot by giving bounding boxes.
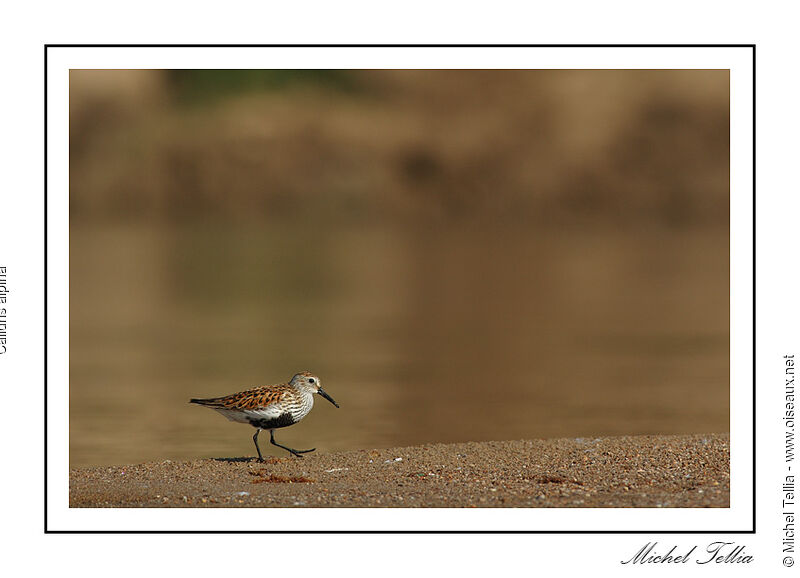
[69,222,729,467]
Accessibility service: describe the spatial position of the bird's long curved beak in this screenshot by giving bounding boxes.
[317,387,340,408]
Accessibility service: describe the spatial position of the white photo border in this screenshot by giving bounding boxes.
[46,44,754,533]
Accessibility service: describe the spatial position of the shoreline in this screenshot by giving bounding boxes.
[69,433,729,508]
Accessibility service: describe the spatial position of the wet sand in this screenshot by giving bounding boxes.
[69,434,729,508]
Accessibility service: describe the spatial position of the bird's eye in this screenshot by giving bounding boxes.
[309,378,316,384]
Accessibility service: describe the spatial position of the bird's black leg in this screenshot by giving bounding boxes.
[269,429,315,458]
[253,428,264,462]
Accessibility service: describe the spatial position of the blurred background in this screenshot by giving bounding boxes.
[69,69,729,467]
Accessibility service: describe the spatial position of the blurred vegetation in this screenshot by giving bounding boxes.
[166,70,358,105]
[69,69,729,227]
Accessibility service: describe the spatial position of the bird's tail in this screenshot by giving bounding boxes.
[189,397,221,407]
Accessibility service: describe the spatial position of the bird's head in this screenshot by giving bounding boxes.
[290,371,340,407]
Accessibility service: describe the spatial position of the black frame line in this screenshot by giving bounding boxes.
[45,43,755,534]
[44,44,48,534]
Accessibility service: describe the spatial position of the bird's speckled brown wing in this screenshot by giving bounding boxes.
[190,384,291,410]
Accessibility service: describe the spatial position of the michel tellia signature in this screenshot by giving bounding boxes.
[621,542,754,565]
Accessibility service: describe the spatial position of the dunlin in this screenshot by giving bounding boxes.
[190,371,339,460]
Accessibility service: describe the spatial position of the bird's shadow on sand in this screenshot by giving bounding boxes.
[212,457,261,463]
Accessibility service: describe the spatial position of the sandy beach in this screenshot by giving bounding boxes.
[68,434,729,508]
